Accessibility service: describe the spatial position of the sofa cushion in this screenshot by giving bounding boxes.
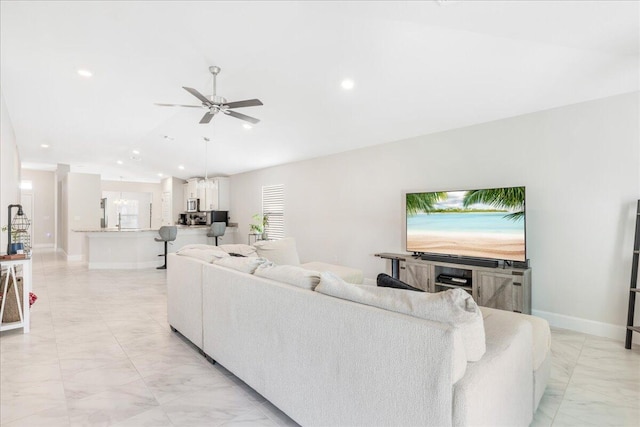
[377,273,424,292]
[316,272,486,361]
[300,261,363,284]
[253,238,300,265]
[217,244,258,257]
[254,262,321,290]
[480,306,550,370]
[214,257,268,274]
[176,245,230,263]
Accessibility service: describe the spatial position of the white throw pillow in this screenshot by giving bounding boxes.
[254,262,321,290]
[214,257,268,274]
[176,246,229,263]
[315,272,486,361]
[217,244,258,257]
[252,238,300,265]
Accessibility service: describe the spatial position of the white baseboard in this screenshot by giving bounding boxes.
[32,243,54,248]
[60,249,83,262]
[532,309,626,342]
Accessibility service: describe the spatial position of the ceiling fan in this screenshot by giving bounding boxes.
[155,66,263,125]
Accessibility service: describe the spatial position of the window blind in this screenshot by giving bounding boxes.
[263,184,284,240]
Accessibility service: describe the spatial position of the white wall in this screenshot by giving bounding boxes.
[230,92,639,339]
[21,169,56,247]
[65,173,101,259]
[0,91,21,253]
[55,164,70,251]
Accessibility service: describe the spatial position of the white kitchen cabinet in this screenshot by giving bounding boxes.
[186,178,199,199]
[199,177,230,211]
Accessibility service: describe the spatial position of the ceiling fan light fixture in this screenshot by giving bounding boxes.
[156,66,263,125]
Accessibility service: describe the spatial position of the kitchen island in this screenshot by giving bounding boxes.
[76,225,236,269]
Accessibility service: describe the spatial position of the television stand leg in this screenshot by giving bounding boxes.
[390,259,400,279]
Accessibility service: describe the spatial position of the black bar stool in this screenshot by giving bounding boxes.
[155,226,177,269]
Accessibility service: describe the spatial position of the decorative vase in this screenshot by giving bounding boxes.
[8,243,23,255]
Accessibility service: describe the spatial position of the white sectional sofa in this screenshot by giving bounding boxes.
[167,244,550,426]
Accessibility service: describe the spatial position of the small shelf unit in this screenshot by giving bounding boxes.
[0,258,32,333]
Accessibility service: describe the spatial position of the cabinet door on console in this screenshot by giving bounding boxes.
[398,260,407,283]
[405,262,433,292]
[477,272,523,313]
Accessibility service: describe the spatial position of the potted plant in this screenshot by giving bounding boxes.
[249,214,263,235]
[1,225,23,254]
[261,214,269,240]
[249,214,270,240]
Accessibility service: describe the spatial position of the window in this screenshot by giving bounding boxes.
[262,184,284,240]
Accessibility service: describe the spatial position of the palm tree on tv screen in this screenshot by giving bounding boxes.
[406,192,447,216]
[462,187,525,221]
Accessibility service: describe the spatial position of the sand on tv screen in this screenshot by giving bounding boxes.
[406,186,526,262]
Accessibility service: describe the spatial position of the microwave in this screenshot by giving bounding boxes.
[186,198,200,212]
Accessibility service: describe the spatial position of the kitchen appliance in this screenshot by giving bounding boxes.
[178,213,187,225]
[208,210,228,226]
[186,198,200,212]
[191,212,208,225]
[100,197,107,228]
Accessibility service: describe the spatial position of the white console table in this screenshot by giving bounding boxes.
[0,258,32,333]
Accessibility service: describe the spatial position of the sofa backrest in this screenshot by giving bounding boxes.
[201,262,467,426]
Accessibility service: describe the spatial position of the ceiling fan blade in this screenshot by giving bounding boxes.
[200,112,215,124]
[224,110,260,124]
[223,99,263,109]
[183,87,212,105]
[155,103,203,108]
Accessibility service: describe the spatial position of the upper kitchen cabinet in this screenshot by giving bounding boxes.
[186,178,199,199]
[200,177,229,211]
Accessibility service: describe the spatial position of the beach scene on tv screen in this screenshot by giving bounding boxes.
[406,187,526,261]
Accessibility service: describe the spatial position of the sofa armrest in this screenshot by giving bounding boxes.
[167,253,207,349]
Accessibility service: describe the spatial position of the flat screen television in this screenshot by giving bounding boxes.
[406,186,526,262]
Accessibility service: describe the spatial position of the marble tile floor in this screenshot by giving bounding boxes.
[0,249,638,426]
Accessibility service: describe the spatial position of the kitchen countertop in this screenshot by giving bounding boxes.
[73,223,237,233]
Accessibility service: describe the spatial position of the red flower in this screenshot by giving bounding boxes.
[29,292,37,307]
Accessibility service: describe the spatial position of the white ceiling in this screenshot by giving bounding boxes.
[1,1,638,183]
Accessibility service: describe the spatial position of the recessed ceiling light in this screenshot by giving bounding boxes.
[178,165,185,170]
[132,149,140,155]
[341,79,355,90]
[158,173,164,177]
[77,69,93,78]
[117,160,123,165]
[40,144,49,148]
[163,135,174,141]
[243,123,253,130]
